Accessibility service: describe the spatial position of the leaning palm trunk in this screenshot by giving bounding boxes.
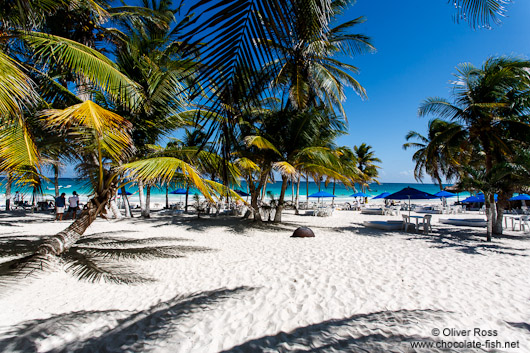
[35,187,114,257]
[273,176,289,223]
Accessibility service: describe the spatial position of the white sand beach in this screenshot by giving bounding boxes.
[0,209,529,352]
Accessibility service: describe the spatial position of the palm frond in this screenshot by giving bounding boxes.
[120,157,214,202]
[23,32,141,106]
[0,52,39,118]
[0,117,41,185]
[244,136,281,155]
[450,0,509,29]
[63,248,153,284]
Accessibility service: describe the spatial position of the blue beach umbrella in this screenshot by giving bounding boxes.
[169,188,188,203]
[461,195,480,203]
[434,191,456,198]
[435,190,456,207]
[372,192,390,199]
[509,194,530,201]
[385,187,436,216]
[169,188,187,195]
[462,193,497,203]
[308,191,335,205]
[308,191,336,198]
[350,192,370,197]
[234,189,250,197]
[118,189,132,196]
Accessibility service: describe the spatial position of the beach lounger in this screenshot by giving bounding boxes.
[439,218,486,227]
[361,208,384,215]
[363,220,403,231]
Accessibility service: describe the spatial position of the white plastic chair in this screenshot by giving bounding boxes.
[420,215,433,234]
[513,215,530,233]
[402,215,413,232]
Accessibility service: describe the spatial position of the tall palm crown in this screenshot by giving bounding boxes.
[418,57,530,173]
[353,143,380,191]
[403,118,468,186]
[112,0,191,152]
[264,0,374,117]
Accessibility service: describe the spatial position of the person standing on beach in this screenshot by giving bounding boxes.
[55,193,66,221]
[13,191,21,207]
[68,191,80,220]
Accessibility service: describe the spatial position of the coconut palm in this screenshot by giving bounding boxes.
[403,118,468,187]
[353,143,381,193]
[6,100,215,274]
[0,0,143,186]
[414,57,530,239]
[106,0,199,218]
[263,0,374,117]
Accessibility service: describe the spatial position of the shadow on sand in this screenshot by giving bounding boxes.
[221,308,481,353]
[406,227,529,257]
[0,231,214,287]
[0,286,256,353]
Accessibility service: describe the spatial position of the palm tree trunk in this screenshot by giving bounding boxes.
[165,184,169,209]
[142,185,151,218]
[138,181,145,214]
[484,192,496,242]
[493,190,511,235]
[250,172,268,222]
[295,174,301,215]
[35,189,113,257]
[121,186,132,218]
[291,179,294,204]
[262,175,269,200]
[332,180,336,207]
[306,174,310,209]
[273,175,289,223]
[5,174,12,211]
[108,199,122,219]
[54,164,60,197]
[185,184,190,212]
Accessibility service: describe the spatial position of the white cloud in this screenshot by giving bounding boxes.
[399,169,414,176]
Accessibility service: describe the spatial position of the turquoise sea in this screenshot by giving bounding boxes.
[0,178,471,203]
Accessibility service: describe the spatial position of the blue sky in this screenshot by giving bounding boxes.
[336,0,530,183]
[60,1,530,182]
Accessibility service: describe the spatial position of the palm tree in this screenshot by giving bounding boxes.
[403,119,467,187]
[263,0,374,117]
[104,0,197,218]
[414,57,530,240]
[353,143,381,193]
[0,0,142,186]
[20,101,214,261]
